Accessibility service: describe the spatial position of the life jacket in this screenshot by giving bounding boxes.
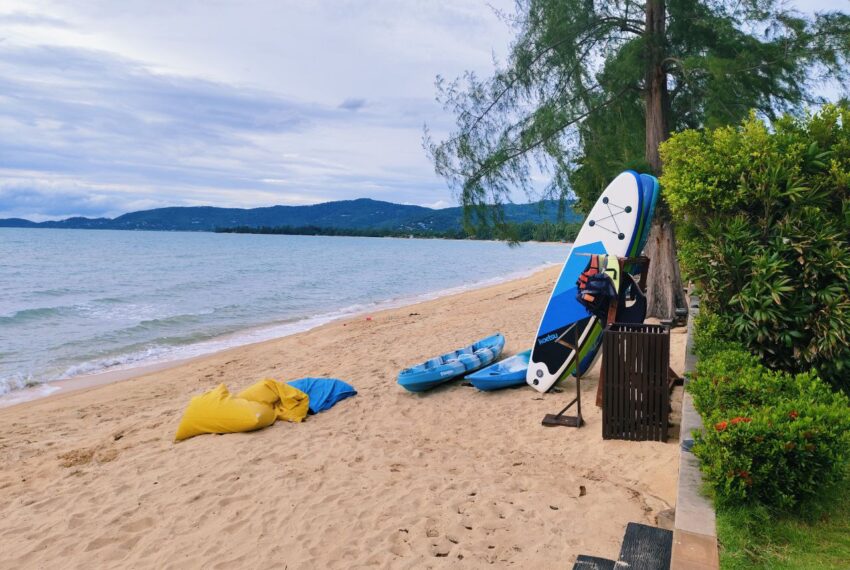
[577,254,648,325]
[576,254,619,321]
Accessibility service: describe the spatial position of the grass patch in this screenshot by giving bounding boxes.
[717,474,850,569]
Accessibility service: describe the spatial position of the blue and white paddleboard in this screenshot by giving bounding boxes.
[526,171,644,393]
[638,174,659,254]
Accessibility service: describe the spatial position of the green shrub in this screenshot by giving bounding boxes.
[691,311,740,361]
[662,105,850,390]
[693,398,850,508]
[689,349,836,416]
[688,338,850,508]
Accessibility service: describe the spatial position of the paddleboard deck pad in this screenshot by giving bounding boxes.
[527,171,644,393]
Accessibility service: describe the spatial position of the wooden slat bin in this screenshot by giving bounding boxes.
[602,323,671,442]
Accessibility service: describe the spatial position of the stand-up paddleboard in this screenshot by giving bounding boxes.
[526,171,644,393]
[630,175,654,259]
[638,174,659,253]
[623,173,659,277]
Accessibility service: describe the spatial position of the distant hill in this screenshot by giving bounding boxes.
[0,198,580,233]
[0,218,39,228]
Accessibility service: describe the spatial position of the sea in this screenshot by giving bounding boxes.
[0,228,566,403]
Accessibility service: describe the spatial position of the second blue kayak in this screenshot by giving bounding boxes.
[467,349,531,391]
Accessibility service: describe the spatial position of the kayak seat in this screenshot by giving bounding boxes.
[474,347,494,361]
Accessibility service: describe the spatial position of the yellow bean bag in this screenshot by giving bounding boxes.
[174,383,276,442]
[236,379,310,423]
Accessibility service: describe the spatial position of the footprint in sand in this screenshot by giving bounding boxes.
[57,448,95,468]
[218,495,249,508]
[85,534,119,552]
[119,517,154,533]
[66,513,87,530]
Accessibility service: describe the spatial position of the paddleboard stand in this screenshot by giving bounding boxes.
[542,324,585,428]
[541,254,649,428]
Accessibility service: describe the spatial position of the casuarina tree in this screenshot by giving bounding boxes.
[425,0,850,318]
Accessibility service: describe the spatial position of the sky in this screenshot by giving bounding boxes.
[0,0,847,221]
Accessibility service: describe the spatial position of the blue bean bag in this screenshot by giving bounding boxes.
[286,378,357,414]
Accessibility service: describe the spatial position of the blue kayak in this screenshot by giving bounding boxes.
[467,349,531,391]
[397,333,505,392]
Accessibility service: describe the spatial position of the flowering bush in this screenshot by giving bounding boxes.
[689,344,850,507]
[693,397,850,508]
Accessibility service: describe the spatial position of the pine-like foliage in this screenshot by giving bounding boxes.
[425,0,850,222]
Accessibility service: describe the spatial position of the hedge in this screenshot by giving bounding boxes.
[661,105,850,391]
[689,324,850,508]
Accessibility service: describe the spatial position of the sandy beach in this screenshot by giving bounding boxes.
[0,266,684,569]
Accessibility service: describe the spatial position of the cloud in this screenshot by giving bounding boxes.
[0,43,452,219]
[422,200,453,209]
[0,1,515,220]
[339,98,367,111]
[0,11,69,28]
[0,186,139,221]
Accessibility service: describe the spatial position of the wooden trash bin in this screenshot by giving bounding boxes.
[602,323,671,442]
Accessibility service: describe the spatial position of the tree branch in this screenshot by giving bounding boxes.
[457,12,645,136]
[464,86,631,190]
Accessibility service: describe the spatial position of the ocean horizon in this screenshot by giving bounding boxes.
[0,228,566,402]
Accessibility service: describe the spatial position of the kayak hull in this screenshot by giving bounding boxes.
[398,333,506,392]
[467,349,531,391]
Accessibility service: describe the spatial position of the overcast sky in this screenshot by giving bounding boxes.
[0,1,846,221]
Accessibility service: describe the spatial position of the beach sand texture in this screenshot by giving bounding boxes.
[0,266,684,569]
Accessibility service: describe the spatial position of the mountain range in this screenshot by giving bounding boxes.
[0,198,579,233]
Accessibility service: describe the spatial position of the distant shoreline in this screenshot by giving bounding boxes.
[213,223,579,242]
[0,225,573,243]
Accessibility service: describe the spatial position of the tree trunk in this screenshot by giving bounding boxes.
[643,0,685,319]
[644,0,668,173]
[644,218,686,318]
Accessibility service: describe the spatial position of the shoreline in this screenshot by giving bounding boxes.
[0,261,561,411]
[0,225,571,244]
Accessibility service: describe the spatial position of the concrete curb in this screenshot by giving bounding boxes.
[670,296,719,570]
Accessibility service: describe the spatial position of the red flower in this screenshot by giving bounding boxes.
[738,470,753,486]
[789,410,799,419]
[730,417,752,425]
[715,421,728,431]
